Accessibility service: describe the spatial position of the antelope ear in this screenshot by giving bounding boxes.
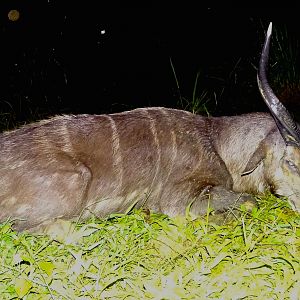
[241,145,266,176]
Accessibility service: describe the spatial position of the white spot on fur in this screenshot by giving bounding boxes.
[16,204,32,215]
[1,196,18,207]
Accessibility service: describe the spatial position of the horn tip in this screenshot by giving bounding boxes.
[267,22,272,37]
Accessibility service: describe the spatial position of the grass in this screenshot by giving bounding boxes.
[170,58,212,116]
[169,22,300,118]
[1,193,300,299]
[269,24,300,94]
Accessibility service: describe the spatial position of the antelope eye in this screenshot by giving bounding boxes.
[285,159,299,172]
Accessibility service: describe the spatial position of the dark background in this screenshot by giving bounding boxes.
[0,2,300,128]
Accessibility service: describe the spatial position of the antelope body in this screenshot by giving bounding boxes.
[1,23,300,232]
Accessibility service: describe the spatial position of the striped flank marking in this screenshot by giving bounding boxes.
[105,115,123,192]
[159,109,178,186]
[142,108,161,191]
[60,118,74,155]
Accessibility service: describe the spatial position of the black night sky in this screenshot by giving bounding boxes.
[0,3,299,128]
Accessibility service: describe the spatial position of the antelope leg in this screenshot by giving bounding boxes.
[190,185,257,215]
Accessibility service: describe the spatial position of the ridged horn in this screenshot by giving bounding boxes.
[258,22,300,147]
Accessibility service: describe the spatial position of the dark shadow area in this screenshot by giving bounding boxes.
[0,3,300,128]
